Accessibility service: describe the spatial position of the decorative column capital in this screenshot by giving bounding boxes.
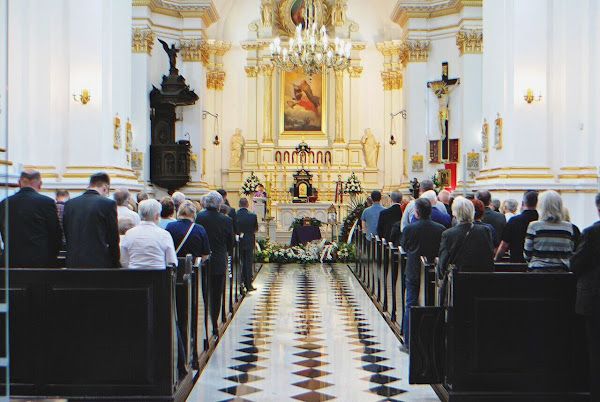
[401,39,430,64]
[245,66,259,77]
[349,66,363,78]
[131,27,155,54]
[381,71,403,91]
[207,70,226,91]
[456,28,483,55]
[180,38,204,62]
[261,64,274,77]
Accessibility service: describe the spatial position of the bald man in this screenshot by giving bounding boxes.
[0,170,62,267]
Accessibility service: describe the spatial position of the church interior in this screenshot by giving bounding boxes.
[0,0,599,401]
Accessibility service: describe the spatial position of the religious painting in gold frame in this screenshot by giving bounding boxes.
[278,0,327,35]
[438,169,451,188]
[280,69,327,138]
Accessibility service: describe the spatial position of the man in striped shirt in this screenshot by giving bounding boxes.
[524,191,579,271]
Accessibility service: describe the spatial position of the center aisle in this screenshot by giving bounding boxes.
[187,264,439,402]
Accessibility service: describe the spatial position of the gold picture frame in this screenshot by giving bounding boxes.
[411,153,424,172]
[438,169,451,188]
[131,151,144,171]
[279,69,328,139]
[494,113,503,150]
[278,0,327,35]
[467,152,481,171]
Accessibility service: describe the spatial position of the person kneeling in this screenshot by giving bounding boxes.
[120,199,178,269]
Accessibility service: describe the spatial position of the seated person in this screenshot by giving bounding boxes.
[158,196,177,229]
[472,198,498,247]
[120,199,178,269]
[166,201,210,261]
[437,196,494,277]
[524,190,579,271]
[118,217,135,242]
[410,190,451,228]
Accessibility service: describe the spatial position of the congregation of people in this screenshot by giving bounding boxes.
[0,170,258,338]
[360,180,600,397]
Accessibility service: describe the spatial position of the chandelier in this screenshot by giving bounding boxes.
[270,0,351,76]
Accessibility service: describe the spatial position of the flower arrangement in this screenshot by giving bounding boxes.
[343,172,363,195]
[254,240,356,264]
[241,172,261,195]
[289,217,322,230]
[339,198,367,243]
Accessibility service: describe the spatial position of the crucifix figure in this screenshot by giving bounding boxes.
[427,62,460,161]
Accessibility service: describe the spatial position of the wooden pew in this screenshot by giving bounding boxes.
[410,271,590,401]
[9,267,194,402]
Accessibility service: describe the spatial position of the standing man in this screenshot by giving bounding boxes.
[400,198,446,349]
[495,191,538,262]
[196,191,234,338]
[476,190,506,245]
[63,173,120,268]
[236,198,258,292]
[218,189,237,232]
[361,190,385,240]
[55,189,70,248]
[377,191,403,241]
[0,170,62,267]
[570,193,600,401]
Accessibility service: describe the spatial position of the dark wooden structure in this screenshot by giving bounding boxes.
[149,41,198,192]
[8,238,256,401]
[292,168,314,203]
[351,227,590,402]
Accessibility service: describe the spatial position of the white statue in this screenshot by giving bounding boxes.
[361,128,380,168]
[230,128,245,169]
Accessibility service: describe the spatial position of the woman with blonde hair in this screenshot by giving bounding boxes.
[524,190,579,271]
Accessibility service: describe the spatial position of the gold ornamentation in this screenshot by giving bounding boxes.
[131,151,143,171]
[481,118,489,153]
[335,70,344,143]
[131,27,155,54]
[132,0,219,27]
[401,40,430,64]
[331,0,347,27]
[180,38,204,62]
[392,0,483,28]
[276,0,329,36]
[245,66,259,77]
[349,66,363,78]
[381,71,402,91]
[207,70,226,90]
[376,41,402,58]
[113,115,122,150]
[456,28,483,55]
[262,64,274,142]
[125,119,133,153]
[467,151,481,171]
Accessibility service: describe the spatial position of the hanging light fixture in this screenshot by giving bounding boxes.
[270,0,351,75]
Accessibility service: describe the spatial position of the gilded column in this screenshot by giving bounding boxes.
[334,70,345,143]
[261,64,274,143]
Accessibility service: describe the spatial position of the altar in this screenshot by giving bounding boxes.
[275,202,335,230]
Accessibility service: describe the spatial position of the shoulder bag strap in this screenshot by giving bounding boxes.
[448,224,474,266]
[175,222,195,254]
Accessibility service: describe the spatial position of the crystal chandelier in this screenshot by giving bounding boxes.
[270,0,351,76]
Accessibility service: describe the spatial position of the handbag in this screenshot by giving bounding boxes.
[438,224,474,305]
[175,222,195,255]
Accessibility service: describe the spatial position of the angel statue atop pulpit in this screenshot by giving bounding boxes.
[158,38,179,73]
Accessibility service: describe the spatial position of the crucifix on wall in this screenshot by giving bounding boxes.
[427,62,460,161]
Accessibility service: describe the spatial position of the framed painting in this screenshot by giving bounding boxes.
[278,0,327,34]
[467,152,481,171]
[429,140,440,163]
[411,153,424,172]
[280,69,327,138]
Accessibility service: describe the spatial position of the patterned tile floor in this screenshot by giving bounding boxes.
[187,264,440,402]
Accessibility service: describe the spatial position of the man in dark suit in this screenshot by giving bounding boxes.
[377,191,403,241]
[63,173,120,268]
[477,190,506,245]
[571,193,600,401]
[235,198,258,292]
[217,189,237,232]
[0,170,62,267]
[400,198,446,349]
[196,191,234,338]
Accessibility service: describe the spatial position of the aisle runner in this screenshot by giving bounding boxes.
[187,264,439,402]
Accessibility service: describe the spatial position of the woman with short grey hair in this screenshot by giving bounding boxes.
[503,199,519,221]
[437,196,494,282]
[524,190,579,271]
[202,191,223,210]
[120,199,178,269]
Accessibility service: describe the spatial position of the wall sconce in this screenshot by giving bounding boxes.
[389,110,407,145]
[73,89,91,105]
[202,110,220,146]
[523,88,542,104]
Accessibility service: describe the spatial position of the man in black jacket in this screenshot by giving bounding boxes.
[235,198,258,292]
[400,198,446,348]
[377,191,403,241]
[571,193,600,401]
[0,170,62,267]
[196,191,234,337]
[63,173,120,268]
[477,190,506,245]
[218,189,237,233]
